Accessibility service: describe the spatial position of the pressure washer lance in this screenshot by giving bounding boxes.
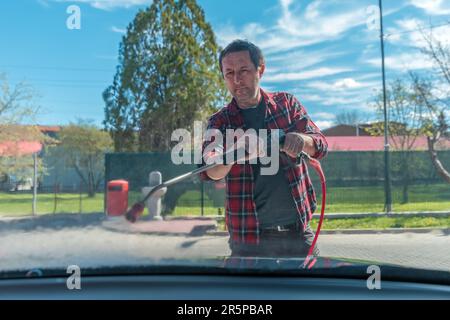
[125,145,246,223]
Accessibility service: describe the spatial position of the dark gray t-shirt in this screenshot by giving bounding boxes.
[239,99,298,228]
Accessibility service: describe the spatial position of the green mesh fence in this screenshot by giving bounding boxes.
[105,151,450,215]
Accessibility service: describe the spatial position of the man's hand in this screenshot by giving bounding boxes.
[204,131,266,164]
[280,132,305,158]
[203,149,225,165]
[202,131,266,180]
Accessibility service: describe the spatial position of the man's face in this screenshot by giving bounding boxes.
[221,50,265,108]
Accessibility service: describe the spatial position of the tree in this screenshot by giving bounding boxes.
[58,120,113,197]
[370,79,427,203]
[411,75,450,183]
[103,0,228,152]
[334,110,372,136]
[335,110,368,126]
[0,73,50,182]
[0,73,38,125]
[409,26,450,183]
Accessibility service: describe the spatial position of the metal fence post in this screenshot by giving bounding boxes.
[79,181,82,214]
[378,0,393,213]
[201,179,204,217]
[32,152,37,216]
[53,182,57,214]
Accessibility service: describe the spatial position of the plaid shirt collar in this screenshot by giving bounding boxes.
[227,88,277,117]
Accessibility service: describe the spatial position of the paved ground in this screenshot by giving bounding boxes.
[1,217,449,272]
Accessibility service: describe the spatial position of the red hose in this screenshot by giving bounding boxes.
[302,156,326,269]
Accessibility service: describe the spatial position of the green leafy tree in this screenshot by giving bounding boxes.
[103,0,228,152]
[57,120,113,197]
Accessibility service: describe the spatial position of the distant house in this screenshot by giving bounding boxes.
[37,125,61,139]
[0,140,42,157]
[322,124,371,137]
[0,125,60,157]
[322,122,408,137]
[323,124,450,151]
[0,125,60,191]
[324,136,449,152]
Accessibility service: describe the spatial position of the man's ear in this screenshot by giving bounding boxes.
[258,63,265,78]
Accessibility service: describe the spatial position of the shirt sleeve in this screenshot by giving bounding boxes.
[198,113,227,181]
[287,94,328,160]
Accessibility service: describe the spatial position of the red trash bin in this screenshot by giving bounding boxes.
[107,180,129,216]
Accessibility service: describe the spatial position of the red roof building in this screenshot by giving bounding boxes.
[326,136,450,151]
[0,125,59,157]
[0,141,42,156]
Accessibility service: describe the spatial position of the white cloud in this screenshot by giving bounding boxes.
[410,0,450,15]
[291,89,374,113]
[268,49,326,63]
[384,18,424,43]
[37,0,50,7]
[314,120,334,129]
[111,26,126,34]
[367,52,434,71]
[384,18,450,49]
[277,0,365,38]
[300,94,325,102]
[265,49,347,75]
[304,0,321,20]
[262,67,351,83]
[408,23,450,48]
[334,78,364,89]
[215,23,272,49]
[396,18,423,31]
[216,0,375,55]
[307,78,372,91]
[384,29,402,42]
[294,89,373,109]
[430,81,450,99]
[321,96,365,107]
[51,0,151,10]
[360,43,378,60]
[274,0,369,49]
[445,108,450,119]
[312,112,336,120]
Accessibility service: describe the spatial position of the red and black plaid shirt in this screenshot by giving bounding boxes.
[200,89,328,244]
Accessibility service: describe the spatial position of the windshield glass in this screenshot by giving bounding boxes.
[0,0,449,283]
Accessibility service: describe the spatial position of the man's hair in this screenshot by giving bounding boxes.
[219,39,265,74]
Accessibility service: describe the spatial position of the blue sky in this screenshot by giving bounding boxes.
[0,0,449,129]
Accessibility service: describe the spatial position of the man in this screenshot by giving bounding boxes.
[200,40,328,258]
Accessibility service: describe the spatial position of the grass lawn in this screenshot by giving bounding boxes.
[172,184,450,216]
[0,184,449,217]
[323,184,450,213]
[310,216,450,229]
[0,192,105,216]
[171,190,222,216]
[216,216,450,231]
[0,190,148,217]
